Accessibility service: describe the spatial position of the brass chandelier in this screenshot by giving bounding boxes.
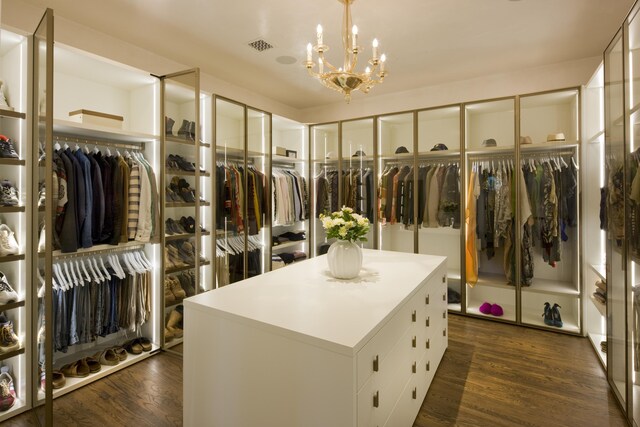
[305,0,387,103]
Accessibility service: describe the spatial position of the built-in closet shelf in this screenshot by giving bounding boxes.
[0,300,25,312]
[52,119,159,144]
[272,155,306,164]
[0,158,25,166]
[380,153,414,161]
[312,158,339,164]
[165,231,211,242]
[590,294,607,317]
[470,273,515,290]
[164,337,183,349]
[588,333,607,368]
[165,260,211,274]
[521,308,580,334]
[44,345,159,399]
[166,136,210,148]
[417,227,461,236]
[0,109,26,120]
[521,278,580,296]
[0,254,25,263]
[0,399,27,423]
[520,141,578,153]
[165,298,188,309]
[447,272,462,281]
[447,303,462,312]
[215,146,265,159]
[166,201,210,208]
[589,263,606,281]
[165,168,211,177]
[466,303,516,322]
[416,151,461,159]
[466,147,515,157]
[0,347,25,362]
[587,130,605,144]
[272,240,306,251]
[630,102,640,117]
[0,205,25,213]
[342,155,375,163]
[40,241,147,259]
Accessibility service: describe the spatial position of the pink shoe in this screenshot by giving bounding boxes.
[479,302,492,315]
[491,304,504,316]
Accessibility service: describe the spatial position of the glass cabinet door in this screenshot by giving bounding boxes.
[605,28,628,409]
[342,119,375,248]
[519,89,581,333]
[310,123,339,257]
[246,108,270,277]
[417,106,462,311]
[214,98,246,285]
[464,98,516,321]
[271,116,309,270]
[377,113,415,253]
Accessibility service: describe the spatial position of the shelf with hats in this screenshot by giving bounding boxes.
[0,255,25,264]
[0,348,25,363]
[0,206,25,214]
[0,109,26,120]
[0,159,25,166]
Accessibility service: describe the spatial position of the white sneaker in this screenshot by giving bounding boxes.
[0,80,13,111]
[0,225,19,257]
[0,273,17,304]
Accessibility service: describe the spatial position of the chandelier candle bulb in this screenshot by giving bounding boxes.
[307,43,312,62]
[372,38,379,60]
[352,25,358,50]
[317,24,323,46]
[319,57,324,73]
[380,54,386,72]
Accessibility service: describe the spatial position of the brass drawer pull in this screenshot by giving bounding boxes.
[373,355,379,372]
[443,328,447,337]
[412,361,416,373]
[426,317,430,327]
[373,391,379,408]
[426,339,430,349]
[442,275,446,283]
[412,310,416,322]
[442,311,446,319]
[412,387,417,399]
[412,336,416,348]
[425,295,430,305]
[426,361,430,371]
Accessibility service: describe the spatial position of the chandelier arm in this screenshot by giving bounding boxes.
[318,51,340,73]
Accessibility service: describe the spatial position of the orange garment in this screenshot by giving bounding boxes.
[465,170,478,286]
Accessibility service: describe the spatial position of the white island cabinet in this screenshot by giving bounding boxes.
[184,249,448,427]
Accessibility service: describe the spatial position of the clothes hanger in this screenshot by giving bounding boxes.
[53,264,65,291]
[99,257,112,281]
[92,258,105,282]
[85,257,99,282]
[67,261,80,287]
[60,263,73,290]
[77,260,90,283]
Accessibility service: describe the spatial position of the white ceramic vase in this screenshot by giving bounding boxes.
[327,240,362,279]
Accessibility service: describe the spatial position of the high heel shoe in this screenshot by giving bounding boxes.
[165,117,175,136]
[551,303,563,328]
[542,302,554,326]
[177,119,190,139]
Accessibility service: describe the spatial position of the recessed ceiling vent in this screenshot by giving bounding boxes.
[248,39,274,52]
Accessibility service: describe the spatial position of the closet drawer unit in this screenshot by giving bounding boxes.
[383,356,426,427]
[357,298,416,390]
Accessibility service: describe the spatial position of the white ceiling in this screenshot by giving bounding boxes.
[19,0,636,110]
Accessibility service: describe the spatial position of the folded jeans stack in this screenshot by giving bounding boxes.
[593,280,607,305]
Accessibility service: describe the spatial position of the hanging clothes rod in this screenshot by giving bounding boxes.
[52,243,146,260]
[520,151,575,158]
[53,135,145,152]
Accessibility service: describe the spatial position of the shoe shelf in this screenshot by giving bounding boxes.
[447,303,462,312]
[165,297,187,309]
[521,308,580,334]
[0,300,25,312]
[165,201,211,208]
[589,263,606,281]
[520,278,580,297]
[165,231,210,242]
[0,254,25,263]
[466,302,516,322]
[166,135,198,146]
[52,119,159,144]
[40,344,159,400]
[165,259,211,274]
[588,332,607,368]
[165,168,211,177]
[163,337,183,350]
[272,240,307,251]
[472,272,515,290]
[0,159,25,166]
[0,109,26,120]
[0,347,25,363]
[590,294,607,317]
[0,399,27,423]
[0,206,25,213]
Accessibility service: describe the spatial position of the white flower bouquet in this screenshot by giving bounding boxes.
[320,206,370,242]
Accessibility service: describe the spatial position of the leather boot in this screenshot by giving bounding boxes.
[165,116,175,136]
[189,121,196,140]
[166,309,183,337]
[177,119,190,138]
[164,327,174,342]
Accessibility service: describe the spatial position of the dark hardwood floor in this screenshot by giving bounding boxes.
[4,315,626,426]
